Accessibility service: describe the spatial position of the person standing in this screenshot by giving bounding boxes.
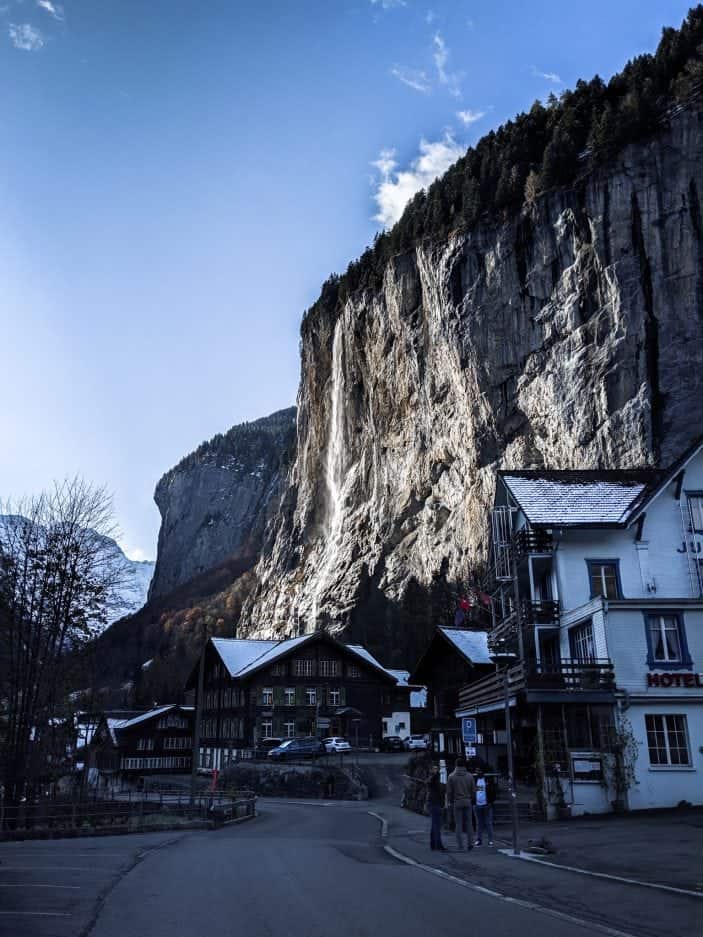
[445,757,474,851]
[473,768,497,846]
[425,765,445,851]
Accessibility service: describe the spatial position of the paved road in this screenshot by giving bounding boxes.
[1,801,633,937]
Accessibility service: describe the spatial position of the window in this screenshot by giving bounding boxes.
[284,721,295,738]
[645,613,691,667]
[687,493,703,533]
[262,687,273,706]
[348,665,360,678]
[305,687,317,706]
[137,737,154,751]
[261,720,273,738]
[319,660,340,677]
[223,688,231,708]
[587,561,621,599]
[646,714,691,766]
[569,621,595,662]
[284,687,295,706]
[329,688,340,706]
[294,659,314,677]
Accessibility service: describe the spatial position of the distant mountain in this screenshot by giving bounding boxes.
[0,515,154,632]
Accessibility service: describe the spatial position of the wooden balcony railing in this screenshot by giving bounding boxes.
[457,658,615,712]
[457,663,526,713]
[513,528,554,558]
[527,659,615,692]
[522,599,560,625]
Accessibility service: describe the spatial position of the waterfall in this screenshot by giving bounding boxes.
[325,321,345,535]
[311,319,346,630]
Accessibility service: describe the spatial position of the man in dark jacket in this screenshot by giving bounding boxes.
[425,765,445,851]
[473,767,497,846]
[445,757,475,851]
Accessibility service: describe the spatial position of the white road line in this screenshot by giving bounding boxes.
[0,883,81,889]
[502,850,703,899]
[0,866,109,872]
[384,844,641,937]
[0,911,71,917]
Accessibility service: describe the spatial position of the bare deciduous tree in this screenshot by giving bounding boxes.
[0,479,131,802]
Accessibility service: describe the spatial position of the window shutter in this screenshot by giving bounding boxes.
[317,687,324,708]
[273,717,283,737]
[295,685,305,706]
[340,687,346,706]
[274,686,284,706]
[326,686,332,706]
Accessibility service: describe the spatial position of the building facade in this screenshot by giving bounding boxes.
[187,633,398,771]
[88,705,194,781]
[457,441,703,817]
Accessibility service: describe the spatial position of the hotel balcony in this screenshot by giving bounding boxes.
[456,658,616,715]
[512,528,554,559]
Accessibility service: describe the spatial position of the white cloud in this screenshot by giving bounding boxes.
[433,32,463,97]
[532,67,562,84]
[426,10,436,24]
[456,108,485,126]
[370,0,406,8]
[372,133,465,227]
[9,23,44,50]
[37,0,63,20]
[390,65,431,93]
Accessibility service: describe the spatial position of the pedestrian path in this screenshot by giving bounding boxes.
[371,800,702,937]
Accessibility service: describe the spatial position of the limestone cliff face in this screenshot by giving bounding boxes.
[239,104,703,660]
[149,408,296,598]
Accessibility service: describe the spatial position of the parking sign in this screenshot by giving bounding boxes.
[461,717,477,743]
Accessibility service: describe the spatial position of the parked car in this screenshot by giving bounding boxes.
[254,737,283,759]
[381,736,405,752]
[323,736,351,753]
[404,734,429,751]
[268,737,325,761]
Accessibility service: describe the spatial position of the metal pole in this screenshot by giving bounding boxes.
[503,666,520,856]
[190,636,207,806]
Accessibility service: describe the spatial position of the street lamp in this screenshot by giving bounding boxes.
[490,646,520,856]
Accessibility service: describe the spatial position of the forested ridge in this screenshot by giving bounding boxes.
[310,6,703,317]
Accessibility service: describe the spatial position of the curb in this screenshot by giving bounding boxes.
[370,811,641,937]
[501,849,703,900]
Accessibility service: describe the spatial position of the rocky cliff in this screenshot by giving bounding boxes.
[149,408,296,598]
[239,102,703,663]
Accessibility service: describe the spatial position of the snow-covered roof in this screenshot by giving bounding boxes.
[439,627,492,665]
[210,635,396,682]
[386,669,412,687]
[501,470,661,527]
[117,705,175,730]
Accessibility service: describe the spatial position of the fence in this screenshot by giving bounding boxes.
[0,787,256,839]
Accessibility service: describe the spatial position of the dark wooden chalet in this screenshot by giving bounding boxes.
[409,627,492,757]
[87,705,194,784]
[186,632,398,771]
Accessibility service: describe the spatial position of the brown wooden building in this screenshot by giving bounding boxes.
[186,633,398,771]
[87,705,194,784]
[409,627,493,758]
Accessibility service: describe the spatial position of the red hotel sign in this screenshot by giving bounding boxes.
[647,672,703,688]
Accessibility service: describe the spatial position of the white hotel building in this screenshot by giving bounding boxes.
[456,440,703,817]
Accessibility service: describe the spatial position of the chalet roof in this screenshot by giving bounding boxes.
[500,469,663,527]
[117,704,192,731]
[209,634,397,683]
[439,628,492,665]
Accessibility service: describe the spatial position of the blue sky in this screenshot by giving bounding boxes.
[0,0,694,561]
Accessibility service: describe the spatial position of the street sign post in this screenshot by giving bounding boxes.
[461,717,477,744]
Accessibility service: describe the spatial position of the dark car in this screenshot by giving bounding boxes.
[254,737,283,759]
[268,737,325,761]
[381,736,405,752]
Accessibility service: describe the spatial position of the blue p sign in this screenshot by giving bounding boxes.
[462,717,477,743]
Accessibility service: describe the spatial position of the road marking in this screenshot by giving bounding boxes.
[384,844,641,937]
[0,883,81,889]
[367,811,388,840]
[0,866,108,873]
[502,850,703,900]
[0,911,71,917]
